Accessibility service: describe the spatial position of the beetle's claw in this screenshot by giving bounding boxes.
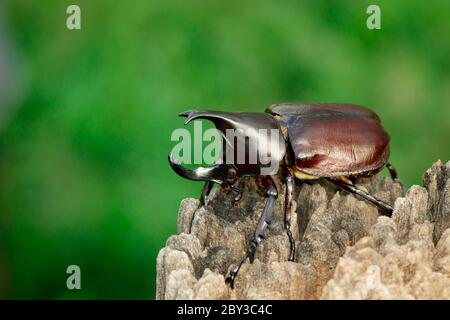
[225,262,242,289]
[232,188,242,202]
[225,273,236,289]
[248,251,256,264]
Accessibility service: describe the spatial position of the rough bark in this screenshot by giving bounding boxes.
[157,160,450,300]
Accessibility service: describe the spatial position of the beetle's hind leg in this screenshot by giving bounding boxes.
[326,178,393,217]
[225,176,278,289]
[386,162,398,180]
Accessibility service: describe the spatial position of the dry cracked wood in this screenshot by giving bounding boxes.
[157,160,450,300]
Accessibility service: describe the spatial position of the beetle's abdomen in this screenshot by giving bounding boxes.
[268,103,390,177]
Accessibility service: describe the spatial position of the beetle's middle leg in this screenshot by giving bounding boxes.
[225,176,278,288]
[326,178,393,216]
[284,169,295,261]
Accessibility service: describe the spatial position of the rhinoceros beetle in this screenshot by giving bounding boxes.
[168,102,397,288]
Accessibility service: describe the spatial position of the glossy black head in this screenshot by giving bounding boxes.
[168,110,286,185]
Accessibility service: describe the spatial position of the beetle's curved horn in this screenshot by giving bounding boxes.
[174,109,286,176]
[178,110,284,151]
[179,110,240,135]
[179,110,235,148]
[168,153,232,185]
[179,110,233,125]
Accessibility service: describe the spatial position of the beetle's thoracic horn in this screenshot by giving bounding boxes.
[179,110,232,126]
[171,109,286,177]
[168,153,231,185]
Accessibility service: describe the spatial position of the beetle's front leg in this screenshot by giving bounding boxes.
[199,181,214,206]
[222,183,242,203]
[225,176,277,288]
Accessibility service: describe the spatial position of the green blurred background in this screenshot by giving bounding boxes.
[0,0,449,299]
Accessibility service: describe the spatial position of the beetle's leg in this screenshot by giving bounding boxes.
[225,176,278,289]
[231,187,242,202]
[186,181,215,233]
[199,181,214,206]
[386,162,398,180]
[284,170,295,261]
[221,185,242,203]
[326,178,393,216]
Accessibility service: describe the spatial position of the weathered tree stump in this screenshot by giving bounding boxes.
[157,160,450,299]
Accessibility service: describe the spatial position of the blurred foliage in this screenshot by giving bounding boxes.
[0,0,449,299]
